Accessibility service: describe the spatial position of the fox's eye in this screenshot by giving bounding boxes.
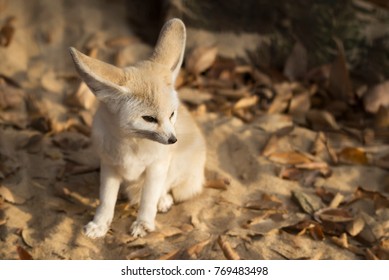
[170,112,175,119]
[142,116,158,123]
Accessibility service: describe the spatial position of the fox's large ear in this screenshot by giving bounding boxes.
[150,18,186,82]
[69,47,127,101]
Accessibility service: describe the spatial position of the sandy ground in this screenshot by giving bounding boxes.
[0,0,388,260]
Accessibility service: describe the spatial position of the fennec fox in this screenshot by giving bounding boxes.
[69,19,206,238]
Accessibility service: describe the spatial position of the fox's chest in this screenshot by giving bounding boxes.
[117,142,162,181]
[119,153,147,181]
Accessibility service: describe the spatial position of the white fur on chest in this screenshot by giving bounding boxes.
[117,141,158,181]
[96,130,168,182]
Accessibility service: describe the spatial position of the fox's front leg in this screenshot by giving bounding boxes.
[84,163,121,238]
[131,161,168,237]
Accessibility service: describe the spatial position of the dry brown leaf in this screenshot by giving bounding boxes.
[358,212,385,244]
[205,178,230,190]
[251,69,272,86]
[315,187,335,205]
[56,185,97,207]
[158,249,180,260]
[365,248,380,260]
[279,167,303,181]
[379,239,389,251]
[246,212,273,226]
[329,193,344,208]
[358,212,384,244]
[268,151,312,165]
[0,185,15,203]
[158,249,188,260]
[247,215,291,236]
[308,223,325,241]
[282,220,324,241]
[261,127,295,157]
[41,71,64,93]
[306,109,340,130]
[267,84,293,114]
[312,132,326,156]
[261,135,280,157]
[217,235,240,260]
[0,16,15,47]
[53,117,74,135]
[328,37,353,102]
[187,238,211,259]
[315,208,354,223]
[207,56,236,80]
[294,161,329,171]
[175,69,186,89]
[321,220,346,236]
[245,193,283,211]
[232,109,254,123]
[21,228,35,248]
[289,92,311,114]
[29,116,51,133]
[327,145,339,164]
[186,45,218,75]
[330,233,349,248]
[78,110,93,127]
[233,95,258,110]
[16,246,33,260]
[283,42,308,81]
[0,185,25,204]
[313,134,336,164]
[292,191,323,215]
[216,88,250,99]
[192,104,207,116]
[274,125,295,137]
[180,224,194,233]
[347,244,366,256]
[374,238,389,260]
[255,114,293,133]
[158,227,182,238]
[127,248,152,260]
[346,215,365,236]
[338,147,368,165]
[279,168,323,186]
[198,75,234,89]
[352,186,389,209]
[66,82,97,110]
[364,81,389,114]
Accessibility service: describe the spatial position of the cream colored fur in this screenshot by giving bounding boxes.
[69,19,206,238]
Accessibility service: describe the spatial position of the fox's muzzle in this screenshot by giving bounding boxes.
[167,135,177,144]
[134,129,177,145]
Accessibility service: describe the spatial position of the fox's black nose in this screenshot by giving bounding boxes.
[168,136,177,144]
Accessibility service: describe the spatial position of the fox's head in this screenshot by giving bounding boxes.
[69,19,186,145]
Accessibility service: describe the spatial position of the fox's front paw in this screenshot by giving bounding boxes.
[130,220,155,237]
[83,221,109,238]
[158,194,173,213]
